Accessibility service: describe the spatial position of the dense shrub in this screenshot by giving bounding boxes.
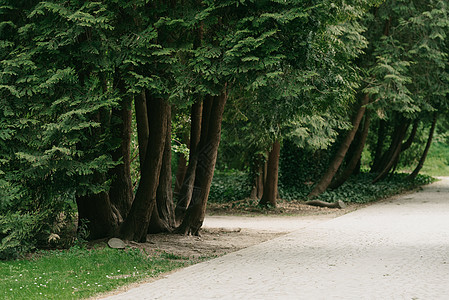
[208,170,251,203]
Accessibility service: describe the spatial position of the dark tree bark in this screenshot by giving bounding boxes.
[401,119,419,152]
[177,91,228,235]
[370,119,387,173]
[389,120,419,175]
[372,121,409,183]
[174,101,203,225]
[76,190,118,240]
[120,96,168,242]
[408,113,437,180]
[308,94,370,198]
[174,147,188,199]
[152,104,175,231]
[250,154,265,199]
[259,140,280,207]
[330,112,372,189]
[134,92,149,169]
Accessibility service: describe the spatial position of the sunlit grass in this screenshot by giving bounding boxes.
[421,142,449,176]
[0,245,190,299]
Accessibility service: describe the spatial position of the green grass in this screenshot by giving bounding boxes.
[0,245,190,300]
[420,142,449,176]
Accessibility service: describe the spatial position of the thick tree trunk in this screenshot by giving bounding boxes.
[370,119,387,173]
[259,140,280,207]
[152,104,175,231]
[330,112,371,189]
[177,91,228,235]
[119,97,168,242]
[76,190,118,240]
[308,94,370,198]
[108,96,133,221]
[408,114,437,180]
[174,101,203,225]
[372,121,409,183]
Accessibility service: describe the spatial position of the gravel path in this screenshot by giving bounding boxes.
[104,178,449,299]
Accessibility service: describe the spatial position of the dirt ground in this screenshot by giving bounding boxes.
[122,199,364,259]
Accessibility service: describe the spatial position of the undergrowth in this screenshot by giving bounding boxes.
[210,170,435,205]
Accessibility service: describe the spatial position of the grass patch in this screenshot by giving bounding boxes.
[0,245,189,299]
[420,142,449,176]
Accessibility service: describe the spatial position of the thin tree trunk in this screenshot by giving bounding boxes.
[371,119,387,173]
[408,113,437,180]
[372,121,409,183]
[177,91,227,235]
[375,120,408,174]
[259,140,281,207]
[250,154,265,199]
[308,94,370,198]
[330,112,371,189]
[401,119,419,152]
[134,91,149,169]
[174,101,203,225]
[174,147,188,198]
[119,97,168,242]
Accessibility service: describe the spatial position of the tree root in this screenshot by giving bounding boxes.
[305,199,346,209]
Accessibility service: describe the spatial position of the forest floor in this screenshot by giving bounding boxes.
[126,199,366,259]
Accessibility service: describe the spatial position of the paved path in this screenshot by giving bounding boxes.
[105,178,449,299]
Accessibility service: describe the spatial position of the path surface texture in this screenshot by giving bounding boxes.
[106,178,449,299]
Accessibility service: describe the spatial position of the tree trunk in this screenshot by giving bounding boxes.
[330,112,371,189]
[308,94,369,198]
[174,101,203,225]
[177,91,228,235]
[119,96,168,242]
[76,190,118,240]
[372,121,409,183]
[305,199,346,209]
[108,95,133,221]
[152,104,175,231]
[259,140,280,207]
[134,91,149,169]
[408,113,437,180]
[250,154,265,199]
[401,119,419,152]
[174,150,188,199]
[370,119,387,173]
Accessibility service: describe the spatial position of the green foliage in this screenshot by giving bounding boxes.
[0,0,121,256]
[418,142,449,176]
[206,168,434,205]
[0,246,189,299]
[0,213,40,260]
[208,170,251,203]
[315,172,435,204]
[279,139,334,190]
[280,172,434,203]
